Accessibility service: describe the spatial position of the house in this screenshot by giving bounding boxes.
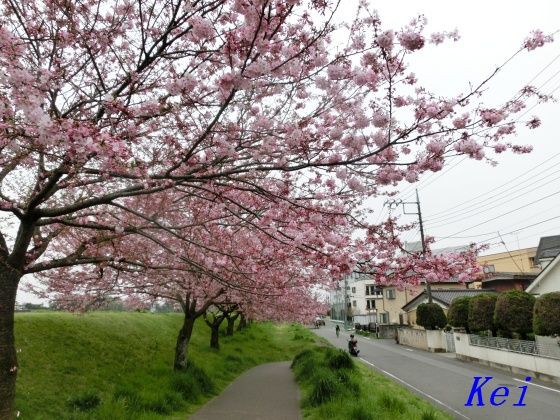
[526,254,560,295]
[535,235,560,269]
[477,247,540,275]
[476,272,538,292]
[330,273,468,326]
[402,289,496,327]
[329,272,386,325]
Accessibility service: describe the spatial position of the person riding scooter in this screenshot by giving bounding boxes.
[348,334,360,356]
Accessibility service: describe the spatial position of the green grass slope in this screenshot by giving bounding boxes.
[14,312,319,419]
[292,347,452,420]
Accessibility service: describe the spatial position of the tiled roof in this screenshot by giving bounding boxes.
[481,272,538,283]
[535,235,560,264]
[402,288,495,311]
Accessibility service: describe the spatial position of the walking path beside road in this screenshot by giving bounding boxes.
[190,361,301,420]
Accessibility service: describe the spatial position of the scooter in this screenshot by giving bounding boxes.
[348,336,360,357]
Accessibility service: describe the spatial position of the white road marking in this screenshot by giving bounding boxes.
[405,348,414,352]
[359,357,471,420]
[513,378,560,394]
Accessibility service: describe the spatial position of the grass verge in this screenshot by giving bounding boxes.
[291,347,452,420]
[15,311,320,419]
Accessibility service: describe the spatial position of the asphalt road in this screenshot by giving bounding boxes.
[314,323,560,420]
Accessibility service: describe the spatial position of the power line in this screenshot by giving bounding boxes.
[433,208,560,240]
[497,231,524,272]
[425,170,560,228]
[426,151,560,219]
[437,189,560,241]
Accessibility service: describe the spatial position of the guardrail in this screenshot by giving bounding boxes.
[468,334,560,360]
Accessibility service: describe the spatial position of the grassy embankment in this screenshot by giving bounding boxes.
[15,311,318,419]
[291,346,452,420]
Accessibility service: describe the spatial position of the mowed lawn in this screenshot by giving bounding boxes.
[14,311,319,419]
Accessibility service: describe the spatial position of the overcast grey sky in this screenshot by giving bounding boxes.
[344,0,560,256]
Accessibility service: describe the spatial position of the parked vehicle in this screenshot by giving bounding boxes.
[314,316,325,327]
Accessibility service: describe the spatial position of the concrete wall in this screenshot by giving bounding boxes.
[397,327,428,350]
[454,333,560,385]
[426,330,447,352]
[379,324,398,339]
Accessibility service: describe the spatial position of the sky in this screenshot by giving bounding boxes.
[337,0,560,256]
[14,0,560,304]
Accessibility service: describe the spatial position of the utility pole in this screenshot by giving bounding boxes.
[415,189,432,303]
[343,274,349,330]
[384,188,433,303]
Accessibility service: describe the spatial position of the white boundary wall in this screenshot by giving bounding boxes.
[397,328,447,352]
[454,333,560,385]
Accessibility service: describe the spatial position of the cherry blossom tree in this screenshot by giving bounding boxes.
[39,188,344,370]
[0,0,553,416]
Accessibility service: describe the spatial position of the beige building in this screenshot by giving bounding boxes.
[477,247,540,274]
[331,273,468,326]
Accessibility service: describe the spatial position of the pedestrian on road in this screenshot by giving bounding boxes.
[348,334,360,356]
[335,324,340,337]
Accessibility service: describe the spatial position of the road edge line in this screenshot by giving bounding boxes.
[358,357,471,420]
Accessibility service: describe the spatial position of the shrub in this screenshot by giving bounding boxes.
[447,296,471,332]
[534,292,560,336]
[68,391,101,411]
[291,349,319,381]
[308,369,341,406]
[416,303,446,330]
[325,348,354,370]
[291,349,315,369]
[494,291,535,338]
[468,294,497,334]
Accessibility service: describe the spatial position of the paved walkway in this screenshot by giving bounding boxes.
[190,361,301,419]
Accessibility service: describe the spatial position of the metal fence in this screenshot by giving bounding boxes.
[469,334,560,360]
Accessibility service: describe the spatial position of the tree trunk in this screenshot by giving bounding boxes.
[226,313,239,336]
[237,313,246,331]
[0,264,21,419]
[173,311,196,371]
[210,325,220,349]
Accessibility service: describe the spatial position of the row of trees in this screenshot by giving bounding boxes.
[0,0,553,416]
[445,291,560,338]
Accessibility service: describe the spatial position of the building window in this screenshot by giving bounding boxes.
[352,300,357,307]
[366,299,376,310]
[366,284,382,297]
[347,302,351,308]
[482,264,495,273]
[386,288,396,299]
[379,313,389,324]
[352,287,356,293]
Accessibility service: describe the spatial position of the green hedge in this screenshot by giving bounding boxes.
[534,292,560,336]
[468,294,496,334]
[494,290,535,338]
[447,297,471,332]
[416,303,447,330]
